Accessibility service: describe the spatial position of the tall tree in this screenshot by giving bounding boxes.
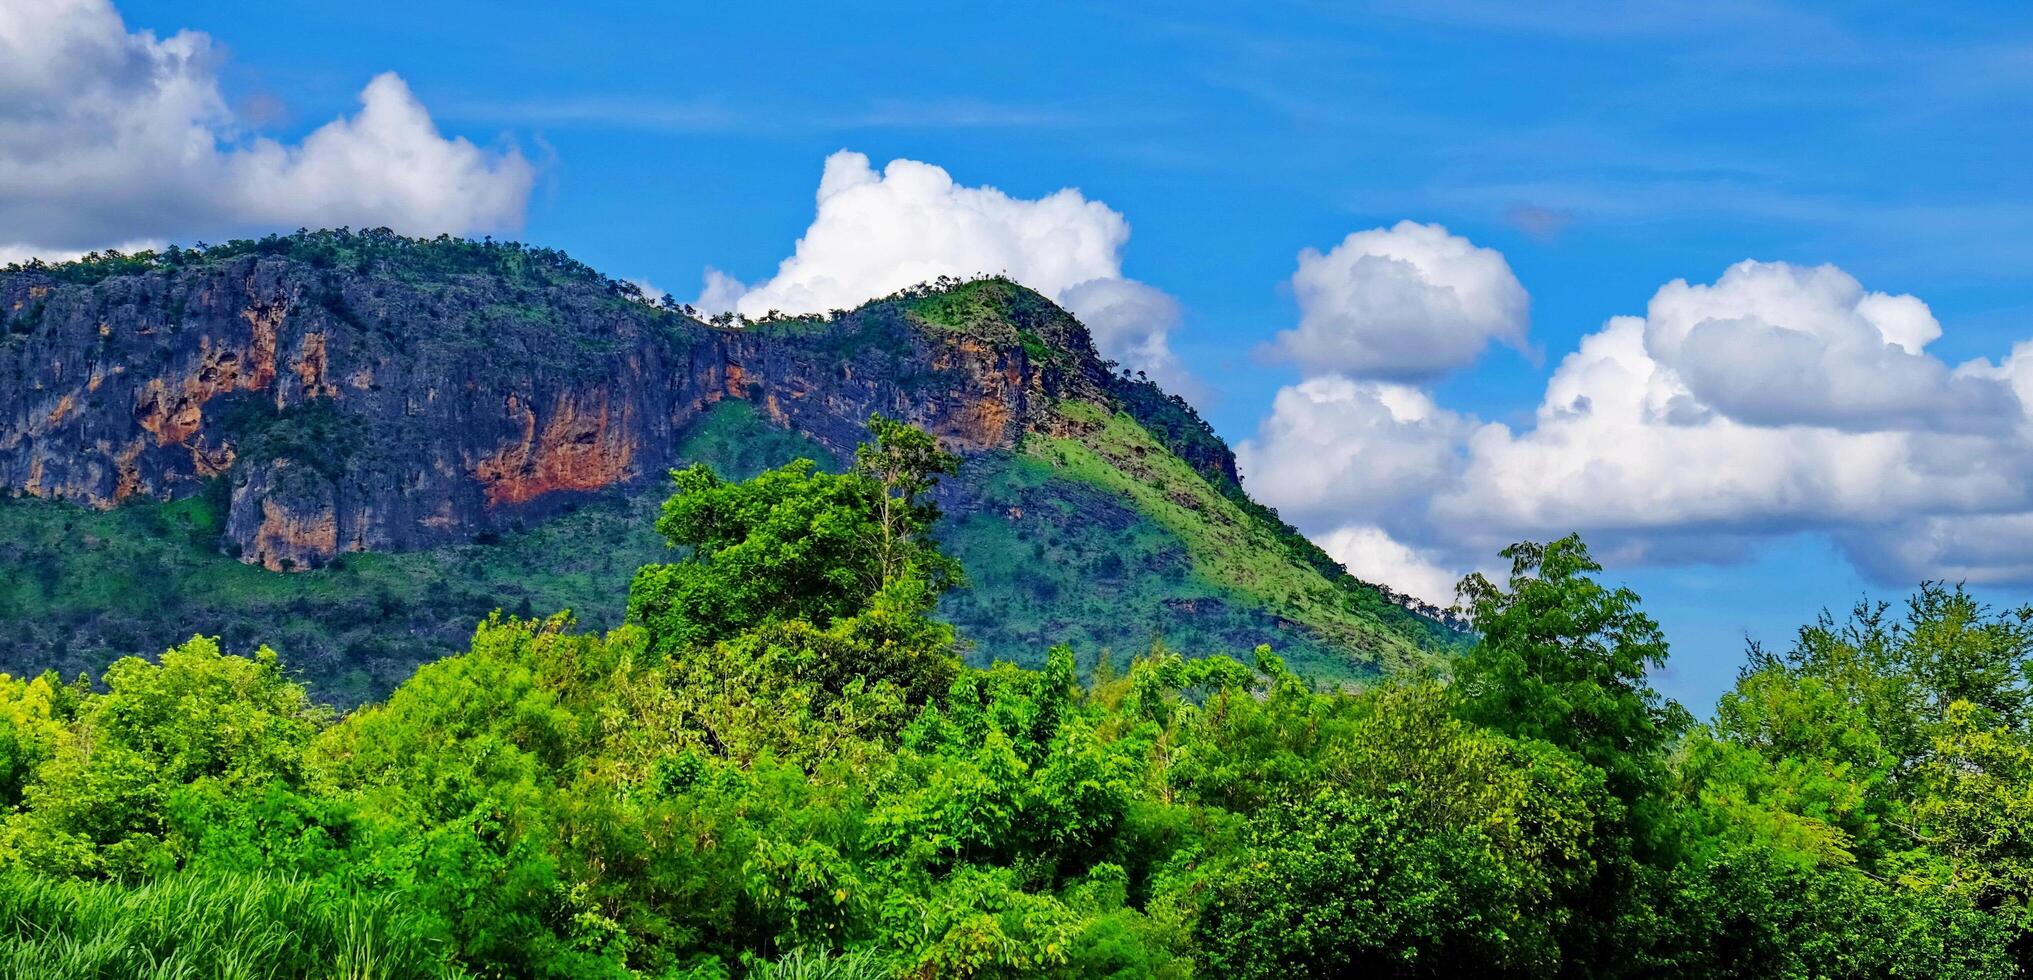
[1456,535,1681,808]
[628,414,962,652]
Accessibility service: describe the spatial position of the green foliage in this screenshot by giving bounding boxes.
[903,277,1071,358]
[747,947,890,980]
[0,391,1431,706]
[1670,583,2033,970]
[629,413,961,653]
[1025,400,1444,680]
[678,399,846,481]
[211,396,370,480]
[0,637,324,879]
[1197,790,1524,977]
[0,401,828,706]
[2,417,2030,978]
[2,228,631,295]
[1458,535,1681,810]
[0,871,460,979]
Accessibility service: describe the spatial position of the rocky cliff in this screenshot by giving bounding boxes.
[1,233,1121,571]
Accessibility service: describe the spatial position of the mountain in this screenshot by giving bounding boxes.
[0,229,1460,703]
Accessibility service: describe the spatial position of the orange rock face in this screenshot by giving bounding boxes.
[44,392,76,429]
[249,493,340,572]
[5,250,1129,575]
[113,439,145,502]
[471,388,639,507]
[135,299,287,450]
[292,332,336,398]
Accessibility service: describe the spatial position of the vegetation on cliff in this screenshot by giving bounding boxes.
[0,420,2029,978]
[1,231,1459,702]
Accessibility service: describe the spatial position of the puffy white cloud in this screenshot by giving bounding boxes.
[0,0,533,256]
[1273,221,1529,381]
[1639,261,2015,432]
[221,74,535,237]
[711,152,1125,314]
[1316,525,1465,608]
[1244,253,2033,587]
[1235,375,1467,531]
[1437,264,2033,555]
[1057,277,1197,397]
[700,151,1192,388]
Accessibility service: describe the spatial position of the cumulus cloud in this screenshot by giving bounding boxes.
[0,0,533,258]
[1235,375,1467,531]
[1272,221,1529,381]
[699,151,1194,391]
[1057,277,1199,397]
[1242,253,2033,591]
[1639,261,2016,433]
[1842,513,2033,587]
[1235,374,1480,604]
[1436,263,2033,560]
[1316,525,1465,608]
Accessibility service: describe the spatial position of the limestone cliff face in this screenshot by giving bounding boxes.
[0,240,1137,570]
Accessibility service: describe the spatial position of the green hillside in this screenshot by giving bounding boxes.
[0,396,1452,704]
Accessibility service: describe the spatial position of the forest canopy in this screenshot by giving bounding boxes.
[1,417,2030,978]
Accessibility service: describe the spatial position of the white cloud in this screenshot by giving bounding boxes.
[1243,252,2033,588]
[1058,277,1198,396]
[0,240,160,268]
[697,267,749,315]
[1842,513,2033,586]
[706,151,1125,315]
[699,150,1192,388]
[1437,264,2033,557]
[1273,220,1529,381]
[1235,375,1467,531]
[1639,261,2014,432]
[623,278,668,307]
[1317,525,1465,608]
[0,0,533,257]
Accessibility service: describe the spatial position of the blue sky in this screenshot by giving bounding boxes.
[36,1,2033,707]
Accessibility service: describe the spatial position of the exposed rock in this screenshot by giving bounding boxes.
[229,458,341,571]
[0,237,1153,570]
[471,389,639,508]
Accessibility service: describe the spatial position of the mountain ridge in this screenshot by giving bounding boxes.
[0,229,1459,701]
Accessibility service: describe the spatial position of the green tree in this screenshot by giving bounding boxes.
[0,637,324,878]
[1195,790,1517,978]
[1668,584,2033,977]
[855,413,963,595]
[1457,536,1682,811]
[629,414,961,652]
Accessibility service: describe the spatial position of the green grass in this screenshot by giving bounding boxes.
[1021,401,1438,679]
[904,278,1030,334]
[673,398,842,477]
[748,947,891,980]
[939,452,1370,678]
[0,872,461,979]
[902,279,1075,363]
